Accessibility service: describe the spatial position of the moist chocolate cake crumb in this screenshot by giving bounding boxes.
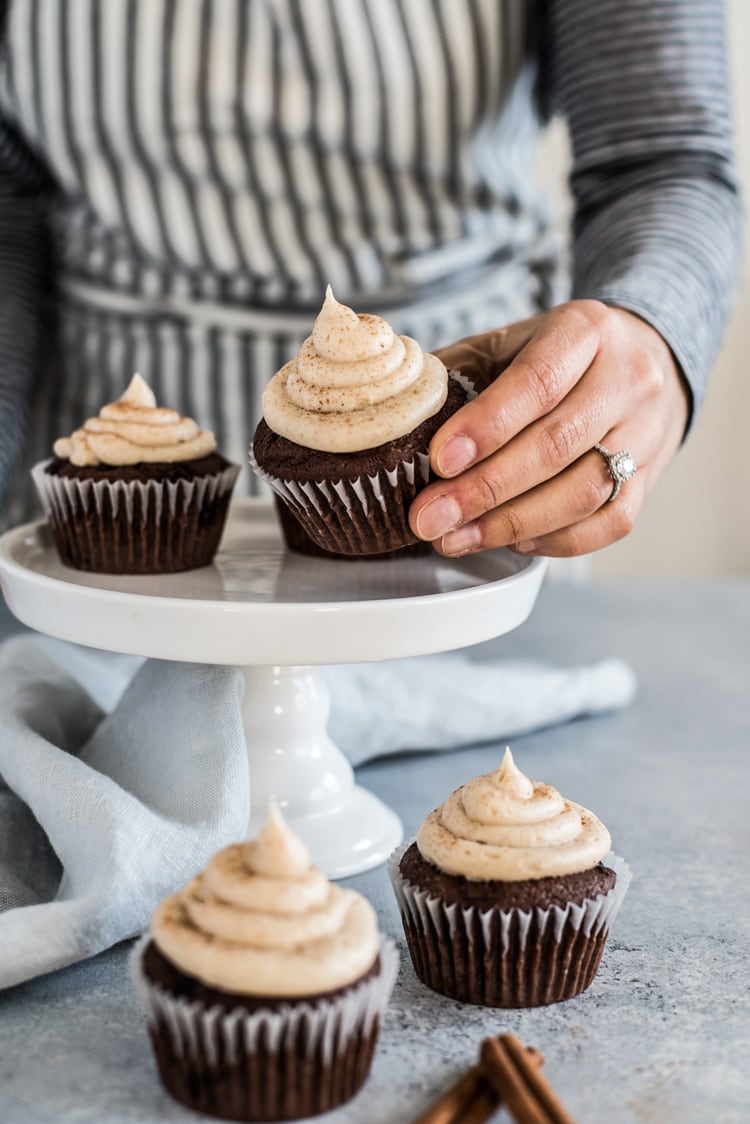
[142,940,381,1013]
[45,451,231,483]
[399,841,616,912]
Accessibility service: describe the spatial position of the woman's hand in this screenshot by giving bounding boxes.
[408,300,690,558]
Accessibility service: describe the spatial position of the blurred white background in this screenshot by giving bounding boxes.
[540,0,749,580]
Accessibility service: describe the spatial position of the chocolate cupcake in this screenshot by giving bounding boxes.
[131,805,398,1122]
[249,287,472,556]
[32,373,239,574]
[389,749,630,1008]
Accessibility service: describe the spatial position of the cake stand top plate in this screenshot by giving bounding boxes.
[0,499,546,666]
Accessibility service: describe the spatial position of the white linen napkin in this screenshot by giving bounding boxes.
[329,655,636,766]
[0,634,635,990]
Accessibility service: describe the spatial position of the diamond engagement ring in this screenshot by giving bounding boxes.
[593,444,637,502]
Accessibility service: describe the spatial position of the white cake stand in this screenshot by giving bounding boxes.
[0,500,546,878]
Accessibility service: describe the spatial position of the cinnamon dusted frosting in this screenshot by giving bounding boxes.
[262,286,449,452]
[152,804,380,996]
[416,749,611,882]
[53,373,217,466]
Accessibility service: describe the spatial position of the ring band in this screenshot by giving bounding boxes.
[593,444,637,502]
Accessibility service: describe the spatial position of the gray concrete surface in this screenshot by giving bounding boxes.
[0,582,748,1123]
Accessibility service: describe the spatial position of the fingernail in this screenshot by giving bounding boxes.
[514,540,538,553]
[442,523,481,555]
[415,495,462,540]
[436,435,477,477]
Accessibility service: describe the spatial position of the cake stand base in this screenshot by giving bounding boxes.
[241,664,402,878]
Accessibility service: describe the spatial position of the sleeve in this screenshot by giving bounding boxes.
[0,116,52,511]
[541,0,742,432]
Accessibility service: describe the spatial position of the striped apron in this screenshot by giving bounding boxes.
[0,0,563,529]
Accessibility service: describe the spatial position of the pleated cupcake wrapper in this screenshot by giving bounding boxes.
[249,443,431,555]
[32,458,239,525]
[32,458,239,573]
[251,446,429,520]
[130,936,399,1068]
[388,844,631,1008]
[249,371,475,556]
[273,494,432,560]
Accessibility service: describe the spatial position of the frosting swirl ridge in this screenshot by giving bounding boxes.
[262,286,449,451]
[152,803,379,996]
[416,749,611,882]
[53,373,217,466]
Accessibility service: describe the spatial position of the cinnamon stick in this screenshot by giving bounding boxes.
[481,1035,577,1124]
[413,1046,544,1124]
[458,1077,500,1124]
[480,1038,550,1124]
[411,1066,484,1124]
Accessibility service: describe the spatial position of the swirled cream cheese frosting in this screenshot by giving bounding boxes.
[152,804,380,996]
[53,373,217,467]
[262,286,449,452]
[416,749,612,882]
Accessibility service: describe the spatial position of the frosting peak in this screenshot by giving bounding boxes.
[53,374,216,467]
[312,284,394,362]
[417,750,611,882]
[248,801,311,879]
[493,747,535,800]
[152,807,379,996]
[262,288,449,452]
[118,372,157,409]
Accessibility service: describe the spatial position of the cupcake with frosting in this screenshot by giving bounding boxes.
[131,804,398,1122]
[389,749,630,1008]
[32,373,239,574]
[249,287,473,556]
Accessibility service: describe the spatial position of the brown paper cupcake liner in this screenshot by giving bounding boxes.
[32,459,239,574]
[130,936,398,1122]
[249,444,430,556]
[250,371,475,557]
[273,494,432,560]
[388,846,630,1009]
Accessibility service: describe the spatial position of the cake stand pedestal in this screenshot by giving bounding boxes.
[0,500,546,877]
